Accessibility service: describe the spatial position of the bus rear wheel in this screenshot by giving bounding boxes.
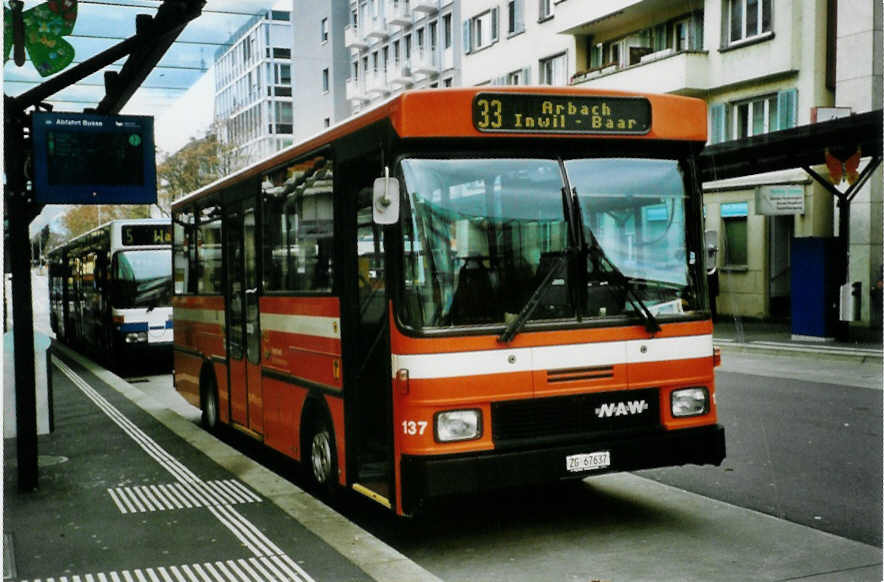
[201,369,219,432]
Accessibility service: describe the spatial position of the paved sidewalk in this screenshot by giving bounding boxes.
[3,341,442,582]
[713,317,883,363]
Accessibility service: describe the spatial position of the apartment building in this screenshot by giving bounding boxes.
[292,1,352,141]
[460,0,572,87]
[214,10,294,168]
[341,0,463,114]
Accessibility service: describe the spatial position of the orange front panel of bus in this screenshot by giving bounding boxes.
[390,320,719,457]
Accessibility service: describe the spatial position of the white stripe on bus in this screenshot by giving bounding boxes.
[393,334,713,379]
[259,313,340,340]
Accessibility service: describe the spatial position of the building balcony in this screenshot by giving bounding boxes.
[387,0,412,26]
[412,0,439,15]
[346,77,369,102]
[389,60,413,84]
[556,0,669,37]
[344,25,369,49]
[365,17,390,40]
[570,50,709,96]
[365,70,390,96]
[411,49,438,76]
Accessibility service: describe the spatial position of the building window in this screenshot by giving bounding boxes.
[324,118,331,128]
[721,202,749,266]
[539,52,567,85]
[467,9,499,52]
[322,68,329,92]
[733,94,777,139]
[728,0,772,44]
[443,14,452,48]
[507,0,525,35]
[321,17,328,42]
[538,0,553,21]
[507,67,529,85]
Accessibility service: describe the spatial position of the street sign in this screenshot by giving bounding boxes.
[30,112,157,205]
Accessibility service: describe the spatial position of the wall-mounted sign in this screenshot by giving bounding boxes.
[720,201,749,218]
[31,112,157,205]
[756,184,805,215]
[472,93,651,134]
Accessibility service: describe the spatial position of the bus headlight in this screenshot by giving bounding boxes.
[671,387,709,417]
[435,409,482,442]
[124,331,148,344]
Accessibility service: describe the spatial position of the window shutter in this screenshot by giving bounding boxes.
[590,44,601,67]
[491,7,499,42]
[515,0,524,32]
[777,88,798,130]
[710,103,726,144]
[690,12,703,50]
[463,19,471,54]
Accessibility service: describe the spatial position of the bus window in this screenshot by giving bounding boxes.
[197,205,223,295]
[399,158,568,328]
[565,158,703,315]
[262,156,334,293]
[173,209,196,295]
[114,249,173,309]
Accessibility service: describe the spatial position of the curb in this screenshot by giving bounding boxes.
[715,339,883,364]
[51,342,443,582]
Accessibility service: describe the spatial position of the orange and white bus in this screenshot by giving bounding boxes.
[171,87,725,516]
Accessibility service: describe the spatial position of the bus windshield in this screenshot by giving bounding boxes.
[114,249,173,309]
[399,157,704,330]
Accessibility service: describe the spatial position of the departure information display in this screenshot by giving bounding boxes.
[31,112,157,204]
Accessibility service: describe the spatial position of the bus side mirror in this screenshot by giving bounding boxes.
[373,174,400,225]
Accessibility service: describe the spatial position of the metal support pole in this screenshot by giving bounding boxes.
[9,195,38,492]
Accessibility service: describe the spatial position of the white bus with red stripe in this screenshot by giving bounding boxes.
[171,88,725,516]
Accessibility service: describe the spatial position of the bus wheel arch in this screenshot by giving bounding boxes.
[199,362,220,432]
[300,396,339,498]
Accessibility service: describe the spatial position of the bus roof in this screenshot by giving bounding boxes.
[173,87,707,209]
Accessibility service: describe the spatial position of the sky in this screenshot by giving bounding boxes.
[3,0,291,234]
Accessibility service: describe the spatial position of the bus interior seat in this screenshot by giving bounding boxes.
[449,257,496,324]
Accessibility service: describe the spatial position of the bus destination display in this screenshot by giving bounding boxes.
[473,93,651,134]
[31,112,157,205]
[121,224,172,246]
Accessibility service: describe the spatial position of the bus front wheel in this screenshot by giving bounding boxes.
[303,412,338,500]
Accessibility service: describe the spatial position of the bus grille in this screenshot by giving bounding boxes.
[491,388,660,445]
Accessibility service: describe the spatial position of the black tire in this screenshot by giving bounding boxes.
[303,411,339,499]
[201,368,220,432]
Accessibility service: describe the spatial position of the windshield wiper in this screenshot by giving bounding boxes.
[497,251,570,344]
[585,231,661,334]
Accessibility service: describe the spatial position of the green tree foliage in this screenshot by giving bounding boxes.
[59,204,149,241]
[156,124,241,212]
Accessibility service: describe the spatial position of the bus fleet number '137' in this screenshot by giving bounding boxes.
[402,420,428,436]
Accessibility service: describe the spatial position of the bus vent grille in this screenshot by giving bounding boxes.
[491,388,659,443]
[546,365,614,383]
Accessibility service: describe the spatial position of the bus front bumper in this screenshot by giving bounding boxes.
[400,425,725,513]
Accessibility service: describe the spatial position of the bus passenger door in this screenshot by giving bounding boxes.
[351,190,393,504]
[225,202,263,434]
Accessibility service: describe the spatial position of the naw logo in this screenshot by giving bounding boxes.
[595,400,649,418]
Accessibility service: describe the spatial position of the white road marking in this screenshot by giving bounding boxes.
[50,357,316,582]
